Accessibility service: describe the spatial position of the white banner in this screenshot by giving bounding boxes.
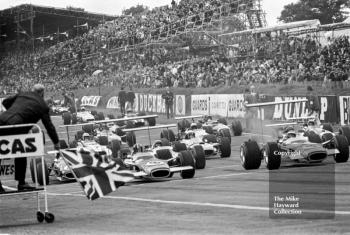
[106,96,119,109]
[138,93,166,114]
[191,95,209,115]
[0,133,44,159]
[272,97,308,120]
[81,96,101,107]
[339,96,350,125]
[175,95,186,116]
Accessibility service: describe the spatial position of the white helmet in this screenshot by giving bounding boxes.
[82,133,90,140]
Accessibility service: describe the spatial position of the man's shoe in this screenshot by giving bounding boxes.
[18,182,36,191]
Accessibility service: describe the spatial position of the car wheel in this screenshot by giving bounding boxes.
[263,142,281,170]
[306,131,322,143]
[82,124,94,134]
[30,159,49,186]
[232,120,242,136]
[217,118,227,125]
[322,123,333,132]
[334,135,349,163]
[240,140,261,170]
[173,141,187,152]
[339,126,350,146]
[156,149,173,160]
[160,138,171,146]
[147,116,156,126]
[192,145,206,169]
[203,126,214,134]
[179,150,195,179]
[98,136,109,146]
[219,128,231,144]
[75,130,84,141]
[161,129,175,142]
[111,139,121,159]
[126,132,136,147]
[219,137,231,158]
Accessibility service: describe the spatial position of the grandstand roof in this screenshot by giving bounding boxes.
[0,4,117,43]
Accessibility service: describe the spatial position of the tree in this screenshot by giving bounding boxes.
[122,4,149,17]
[279,0,350,24]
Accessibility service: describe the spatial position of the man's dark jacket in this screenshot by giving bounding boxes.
[0,92,59,144]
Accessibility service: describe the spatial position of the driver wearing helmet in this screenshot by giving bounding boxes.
[82,133,91,141]
[153,140,163,149]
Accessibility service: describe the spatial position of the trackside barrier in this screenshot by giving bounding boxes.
[0,124,55,223]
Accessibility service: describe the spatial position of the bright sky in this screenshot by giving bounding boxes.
[0,0,298,26]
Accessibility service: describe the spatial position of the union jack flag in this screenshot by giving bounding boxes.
[60,148,134,200]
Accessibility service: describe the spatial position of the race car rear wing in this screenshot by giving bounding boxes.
[245,99,308,108]
[175,115,204,120]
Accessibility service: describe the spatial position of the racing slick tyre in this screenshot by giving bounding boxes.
[192,145,206,169]
[178,119,190,132]
[160,129,176,142]
[115,128,125,137]
[96,112,105,121]
[240,140,262,170]
[322,123,333,133]
[219,137,231,158]
[339,126,350,146]
[173,141,187,152]
[160,138,171,146]
[82,124,94,134]
[179,150,196,179]
[306,131,322,143]
[145,115,156,126]
[231,120,243,136]
[203,134,217,143]
[334,135,349,163]
[111,139,121,159]
[30,159,49,186]
[196,122,203,129]
[62,112,72,125]
[59,139,69,149]
[218,128,231,144]
[75,130,84,141]
[98,136,109,146]
[71,113,77,124]
[263,142,281,170]
[203,126,214,134]
[156,149,173,160]
[217,117,228,125]
[126,132,136,147]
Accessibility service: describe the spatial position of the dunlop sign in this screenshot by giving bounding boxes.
[0,133,44,159]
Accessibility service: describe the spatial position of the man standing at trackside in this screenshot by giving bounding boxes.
[126,87,136,112]
[118,86,127,116]
[306,86,321,125]
[0,84,60,192]
[244,85,259,132]
[162,86,174,119]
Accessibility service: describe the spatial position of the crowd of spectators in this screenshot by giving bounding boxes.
[0,0,350,95]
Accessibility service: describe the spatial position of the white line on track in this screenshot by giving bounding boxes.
[46,192,350,215]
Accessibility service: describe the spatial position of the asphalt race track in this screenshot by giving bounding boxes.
[1,116,350,234]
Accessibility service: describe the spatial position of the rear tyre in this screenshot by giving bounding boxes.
[160,129,175,142]
[218,128,231,144]
[232,120,243,136]
[75,130,84,141]
[173,141,187,152]
[179,151,195,179]
[82,124,94,134]
[322,123,333,132]
[160,138,171,146]
[71,113,77,124]
[156,149,173,160]
[219,137,231,158]
[178,119,190,132]
[203,126,214,134]
[147,117,156,126]
[192,145,206,169]
[339,126,350,146]
[240,140,261,170]
[334,135,349,163]
[263,142,281,170]
[30,159,49,186]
